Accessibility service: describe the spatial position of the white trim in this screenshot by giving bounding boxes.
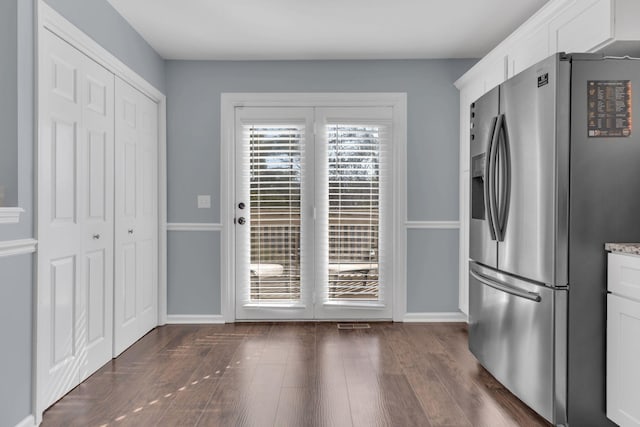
[0,208,25,224]
[158,97,168,326]
[166,222,223,232]
[35,2,167,421]
[221,92,408,108]
[403,312,468,323]
[166,315,226,324]
[221,93,408,323]
[0,239,37,258]
[392,98,408,323]
[405,221,460,229]
[14,415,37,427]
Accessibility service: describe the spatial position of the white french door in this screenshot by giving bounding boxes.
[235,106,393,320]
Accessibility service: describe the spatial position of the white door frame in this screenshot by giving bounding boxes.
[35,1,167,422]
[220,93,407,323]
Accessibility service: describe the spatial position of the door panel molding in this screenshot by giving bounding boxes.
[221,93,407,323]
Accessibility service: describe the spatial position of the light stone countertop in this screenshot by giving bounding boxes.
[605,243,640,255]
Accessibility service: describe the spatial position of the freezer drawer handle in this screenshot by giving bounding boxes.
[470,270,542,302]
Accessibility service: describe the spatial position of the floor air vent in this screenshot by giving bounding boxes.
[337,323,371,330]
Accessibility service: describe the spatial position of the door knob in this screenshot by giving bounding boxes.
[238,202,245,210]
[128,229,134,234]
[237,217,246,225]
[93,234,100,240]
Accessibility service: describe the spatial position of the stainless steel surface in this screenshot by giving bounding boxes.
[496,114,511,241]
[470,269,541,302]
[498,54,558,286]
[565,56,640,427]
[469,86,499,268]
[469,262,559,424]
[553,286,568,427]
[487,113,501,241]
[468,53,640,427]
[554,57,571,288]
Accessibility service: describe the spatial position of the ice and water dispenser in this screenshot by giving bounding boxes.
[470,102,486,221]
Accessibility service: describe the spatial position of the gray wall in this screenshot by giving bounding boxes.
[165,59,474,315]
[0,255,33,426]
[0,1,165,425]
[0,1,36,425]
[0,0,18,208]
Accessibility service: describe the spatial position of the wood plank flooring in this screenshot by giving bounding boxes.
[41,323,550,427]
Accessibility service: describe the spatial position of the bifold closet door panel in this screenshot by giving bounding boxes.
[37,29,115,407]
[114,77,159,357]
[80,50,116,381]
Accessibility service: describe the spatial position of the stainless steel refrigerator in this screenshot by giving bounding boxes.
[469,53,640,426]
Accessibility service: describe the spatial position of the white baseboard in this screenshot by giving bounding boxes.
[403,312,467,323]
[15,415,37,427]
[166,315,225,324]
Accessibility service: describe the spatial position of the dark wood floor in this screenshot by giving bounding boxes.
[41,322,550,427]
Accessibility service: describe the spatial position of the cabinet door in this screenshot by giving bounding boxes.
[508,26,549,78]
[548,0,613,54]
[608,253,640,301]
[607,293,640,427]
[114,78,158,356]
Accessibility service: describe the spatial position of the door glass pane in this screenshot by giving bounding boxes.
[247,125,303,301]
[326,124,381,300]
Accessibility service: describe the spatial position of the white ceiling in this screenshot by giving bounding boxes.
[107,0,549,60]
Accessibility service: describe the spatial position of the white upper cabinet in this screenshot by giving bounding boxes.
[457,0,640,103]
[509,25,549,78]
[455,0,640,316]
[548,0,613,54]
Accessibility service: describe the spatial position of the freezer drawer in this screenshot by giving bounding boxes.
[468,262,567,425]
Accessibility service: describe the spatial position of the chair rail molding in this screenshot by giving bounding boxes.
[166,223,222,232]
[0,239,37,258]
[0,207,25,224]
[405,221,460,229]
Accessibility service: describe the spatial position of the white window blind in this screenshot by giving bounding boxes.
[246,124,305,301]
[316,108,392,307]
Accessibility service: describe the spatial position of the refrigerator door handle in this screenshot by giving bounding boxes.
[470,270,542,302]
[497,114,511,241]
[488,114,502,242]
[484,116,499,241]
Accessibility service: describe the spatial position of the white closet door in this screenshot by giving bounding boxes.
[80,47,115,380]
[114,78,158,356]
[37,30,115,407]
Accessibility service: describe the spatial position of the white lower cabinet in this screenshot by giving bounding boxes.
[607,254,640,427]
